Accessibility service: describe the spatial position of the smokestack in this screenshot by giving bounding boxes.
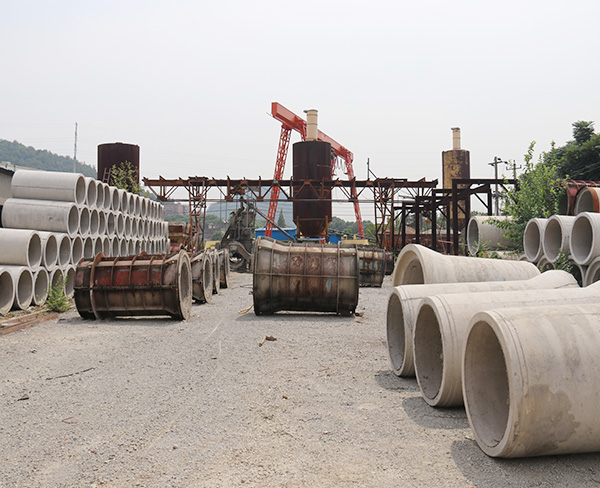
[305,109,318,141]
[451,127,461,150]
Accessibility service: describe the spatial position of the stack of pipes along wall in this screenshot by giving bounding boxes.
[387,243,600,458]
[0,169,169,314]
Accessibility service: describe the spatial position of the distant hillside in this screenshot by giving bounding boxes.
[0,139,96,177]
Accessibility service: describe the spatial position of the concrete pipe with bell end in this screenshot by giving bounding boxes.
[0,269,15,315]
[191,252,213,303]
[392,244,539,286]
[463,302,600,458]
[0,266,34,310]
[571,212,600,265]
[0,229,42,268]
[386,270,577,377]
[2,199,79,237]
[523,218,549,262]
[542,215,577,263]
[11,169,86,205]
[413,281,596,408]
[467,216,514,256]
[32,268,49,306]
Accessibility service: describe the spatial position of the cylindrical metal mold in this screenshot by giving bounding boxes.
[357,246,385,287]
[292,140,332,238]
[219,248,230,289]
[253,237,359,315]
[542,215,577,263]
[414,282,597,408]
[97,142,140,190]
[191,252,213,303]
[11,170,86,205]
[523,218,549,262]
[0,229,42,268]
[0,269,15,315]
[74,251,192,320]
[386,270,577,378]
[32,268,49,306]
[392,244,540,286]
[0,266,34,310]
[463,302,600,458]
[2,199,79,237]
[574,187,600,214]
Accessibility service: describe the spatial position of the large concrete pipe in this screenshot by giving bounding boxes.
[93,237,103,257]
[38,231,58,271]
[84,177,97,208]
[0,229,42,268]
[523,218,549,262]
[542,215,576,263]
[98,210,106,236]
[584,256,600,286]
[89,208,100,237]
[571,212,600,265]
[74,251,192,320]
[463,302,600,458]
[71,236,83,265]
[356,246,385,287]
[116,212,124,237]
[0,269,15,315]
[413,279,593,408]
[0,266,34,310]
[83,236,94,259]
[386,270,577,377]
[94,180,104,209]
[191,252,213,303]
[11,169,86,205]
[101,183,111,211]
[32,268,49,306]
[49,268,63,291]
[211,250,221,295]
[108,186,119,211]
[55,233,71,268]
[109,237,119,258]
[467,216,514,256]
[79,207,90,236]
[219,248,230,289]
[117,189,128,214]
[574,187,600,214]
[62,265,75,297]
[106,212,116,236]
[101,236,110,256]
[392,244,539,286]
[2,199,79,237]
[253,237,359,315]
[536,256,554,272]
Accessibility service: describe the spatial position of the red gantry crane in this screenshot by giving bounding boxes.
[265,102,364,238]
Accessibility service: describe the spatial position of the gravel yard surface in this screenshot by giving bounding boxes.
[2,272,600,487]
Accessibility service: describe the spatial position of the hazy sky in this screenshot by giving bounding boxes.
[2,0,598,220]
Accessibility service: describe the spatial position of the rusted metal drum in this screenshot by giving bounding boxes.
[219,248,230,288]
[253,237,359,315]
[211,250,221,295]
[74,251,192,320]
[191,251,212,303]
[357,246,386,287]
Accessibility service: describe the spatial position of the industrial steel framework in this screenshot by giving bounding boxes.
[267,102,364,238]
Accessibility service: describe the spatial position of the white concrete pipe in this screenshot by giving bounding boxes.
[574,187,600,214]
[116,212,125,237]
[134,239,141,255]
[101,236,110,255]
[386,270,577,377]
[32,268,49,306]
[83,236,94,259]
[463,302,600,458]
[84,177,97,208]
[94,180,104,209]
[11,169,86,205]
[571,212,600,265]
[93,237,103,257]
[132,194,140,217]
[542,215,576,263]
[98,210,106,236]
[392,244,540,286]
[141,198,148,218]
[108,185,119,211]
[584,256,600,286]
[89,208,100,237]
[536,256,554,272]
[106,212,116,236]
[2,199,79,237]
[523,218,549,262]
[117,189,128,213]
[37,231,59,271]
[0,229,42,268]
[124,215,132,236]
[127,239,134,256]
[101,183,111,210]
[49,268,63,292]
[109,237,119,257]
[0,266,34,310]
[53,233,71,268]
[79,207,90,236]
[0,269,15,315]
[119,238,127,257]
[62,266,75,297]
[71,235,83,265]
[413,280,593,408]
[467,216,514,256]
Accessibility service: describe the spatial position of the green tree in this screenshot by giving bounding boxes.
[110,161,141,194]
[546,121,600,180]
[573,120,594,145]
[277,211,287,228]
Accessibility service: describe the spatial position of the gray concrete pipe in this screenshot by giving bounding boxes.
[54,233,71,268]
[413,278,590,408]
[101,236,110,256]
[71,236,83,265]
[98,210,106,236]
[463,302,600,458]
[89,208,100,237]
[38,231,59,271]
[574,187,600,214]
[0,229,42,268]
[386,270,577,377]
[94,180,104,209]
[116,189,128,214]
[79,207,90,236]
[49,268,63,293]
[106,212,116,237]
[84,177,97,208]
[32,268,49,306]
[109,237,119,258]
[101,183,111,211]
[2,199,79,237]
[466,216,514,256]
[83,236,94,259]
[542,215,576,263]
[93,237,103,257]
[116,212,125,237]
[392,244,540,286]
[536,256,554,272]
[0,266,34,310]
[62,265,75,297]
[523,218,549,262]
[0,269,15,315]
[11,170,86,205]
[584,256,600,286]
[571,212,600,265]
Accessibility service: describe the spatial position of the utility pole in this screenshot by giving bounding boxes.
[488,156,503,215]
[73,122,78,173]
[505,159,521,180]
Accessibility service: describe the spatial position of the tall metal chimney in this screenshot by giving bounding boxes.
[451,127,461,150]
[305,109,318,141]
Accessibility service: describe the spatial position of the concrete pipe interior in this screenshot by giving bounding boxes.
[15,270,33,309]
[28,234,43,269]
[467,219,480,255]
[64,267,75,297]
[83,237,94,258]
[571,216,593,264]
[57,236,71,267]
[71,237,83,264]
[116,214,124,236]
[575,188,596,214]
[74,177,86,205]
[386,292,406,374]
[413,304,444,400]
[90,209,99,236]
[0,271,14,314]
[43,235,58,268]
[524,221,541,261]
[86,179,97,207]
[103,184,111,210]
[79,207,90,236]
[93,237,102,257]
[106,212,115,235]
[33,271,49,305]
[543,219,563,261]
[463,320,509,449]
[50,269,63,290]
[401,257,425,284]
[66,206,79,236]
[98,211,106,235]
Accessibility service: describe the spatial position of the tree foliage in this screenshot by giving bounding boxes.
[0,139,96,176]
[110,161,141,194]
[546,121,600,180]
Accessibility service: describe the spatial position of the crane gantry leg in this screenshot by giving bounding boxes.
[265,125,292,237]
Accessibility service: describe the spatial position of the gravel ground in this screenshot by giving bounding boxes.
[2,272,600,487]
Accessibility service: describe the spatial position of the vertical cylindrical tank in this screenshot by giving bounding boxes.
[442,127,470,230]
[292,140,332,238]
[97,142,140,190]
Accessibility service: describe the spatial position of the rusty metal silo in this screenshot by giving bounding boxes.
[292,109,332,239]
[442,128,470,229]
[97,142,140,189]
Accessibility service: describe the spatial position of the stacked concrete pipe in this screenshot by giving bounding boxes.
[542,215,576,263]
[386,270,577,377]
[466,215,514,256]
[574,187,600,214]
[523,218,549,262]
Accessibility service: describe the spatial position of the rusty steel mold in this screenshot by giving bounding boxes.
[191,251,213,304]
[74,251,192,320]
[357,246,386,287]
[253,237,359,315]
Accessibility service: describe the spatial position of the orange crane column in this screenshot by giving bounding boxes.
[265,125,292,237]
